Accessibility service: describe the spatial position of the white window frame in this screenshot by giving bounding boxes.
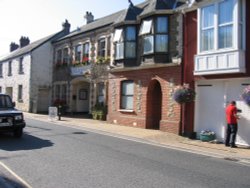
[197,0,246,55]
[121,80,134,110]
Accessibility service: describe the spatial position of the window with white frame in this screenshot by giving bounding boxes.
[0,63,3,77]
[82,42,90,63]
[75,45,82,62]
[98,38,106,57]
[0,87,2,93]
[62,48,69,64]
[114,26,136,60]
[140,16,169,55]
[121,80,134,110]
[19,57,24,74]
[199,0,244,53]
[18,85,23,101]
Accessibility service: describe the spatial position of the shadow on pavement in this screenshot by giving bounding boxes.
[0,132,53,151]
[0,176,27,188]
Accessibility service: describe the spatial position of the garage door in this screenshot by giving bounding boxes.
[195,79,250,146]
[195,82,225,141]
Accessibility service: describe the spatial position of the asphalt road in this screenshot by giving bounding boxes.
[0,118,250,188]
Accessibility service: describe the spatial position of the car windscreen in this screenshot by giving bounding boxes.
[0,95,13,108]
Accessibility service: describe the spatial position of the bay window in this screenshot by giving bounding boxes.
[114,26,136,60]
[199,0,244,53]
[121,80,134,110]
[140,16,169,55]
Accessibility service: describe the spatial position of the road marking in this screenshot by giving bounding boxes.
[0,161,32,188]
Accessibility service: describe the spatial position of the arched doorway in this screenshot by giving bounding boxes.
[146,80,162,130]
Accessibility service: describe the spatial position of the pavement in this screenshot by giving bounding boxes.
[1,112,250,187]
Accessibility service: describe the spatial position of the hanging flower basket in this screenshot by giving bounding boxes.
[241,85,250,106]
[173,85,196,104]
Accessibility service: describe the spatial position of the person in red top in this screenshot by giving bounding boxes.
[225,101,239,148]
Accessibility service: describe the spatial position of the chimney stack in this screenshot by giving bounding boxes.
[19,36,30,48]
[84,11,94,24]
[10,42,19,52]
[62,19,71,34]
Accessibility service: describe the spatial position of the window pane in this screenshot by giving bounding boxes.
[122,82,134,95]
[219,0,233,24]
[122,96,133,109]
[114,29,123,42]
[157,17,168,33]
[115,42,124,59]
[125,42,136,58]
[155,35,168,52]
[143,35,154,54]
[202,5,214,28]
[201,29,214,51]
[126,27,136,41]
[140,20,152,35]
[219,25,233,48]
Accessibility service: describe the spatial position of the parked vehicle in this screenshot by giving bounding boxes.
[0,94,26,138]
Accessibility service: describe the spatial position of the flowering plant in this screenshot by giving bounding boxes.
[241,85,250,106]
[200,130,215,136]
[173,85,196,104]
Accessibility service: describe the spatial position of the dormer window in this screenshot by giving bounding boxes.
[140,16,169,55]
[114,26,136,60]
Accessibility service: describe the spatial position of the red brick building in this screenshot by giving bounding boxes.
[107,1,185,134]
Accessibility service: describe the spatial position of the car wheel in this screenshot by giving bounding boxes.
[13,128,23,138]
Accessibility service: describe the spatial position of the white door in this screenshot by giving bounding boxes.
[226,80,250,146]
[195,82,225,141]
[195,79,250,146]
[76,87,89,112]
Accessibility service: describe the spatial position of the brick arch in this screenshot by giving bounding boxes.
[146,79,162,130]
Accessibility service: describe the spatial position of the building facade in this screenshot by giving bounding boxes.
[183,0,250,145]
[107,0,185,134]
[0,20,70,113]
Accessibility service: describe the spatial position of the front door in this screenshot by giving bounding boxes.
[146,80,162,130]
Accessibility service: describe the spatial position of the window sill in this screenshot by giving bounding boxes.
[118,109,134,113]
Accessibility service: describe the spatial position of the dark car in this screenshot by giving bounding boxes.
[0,94,26,138]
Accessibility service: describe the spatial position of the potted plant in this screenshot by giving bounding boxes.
[199,130,216,142]
[91,103,107,120]
[241,85,250,106]
[173,85,196,104]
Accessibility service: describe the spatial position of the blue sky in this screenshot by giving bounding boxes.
[0,0,145,56]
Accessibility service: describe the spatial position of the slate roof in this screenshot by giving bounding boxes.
[0,32,59,62]
[57,1,150,41]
